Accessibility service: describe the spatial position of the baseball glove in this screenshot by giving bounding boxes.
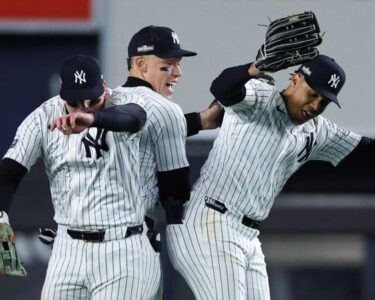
[255,11,322,72]
[0,212,27,277]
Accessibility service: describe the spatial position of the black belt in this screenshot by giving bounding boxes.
[67,225,143,242]
[204,197,261,230]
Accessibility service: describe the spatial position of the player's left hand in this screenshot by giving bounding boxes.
[200,100,225,129]
[49,112,95,135]
[0,211,27,277]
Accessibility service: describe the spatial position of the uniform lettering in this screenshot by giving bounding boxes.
[297,132,317,162]
[82,128,109,159]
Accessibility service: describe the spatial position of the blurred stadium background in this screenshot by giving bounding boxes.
[0,1,375,299]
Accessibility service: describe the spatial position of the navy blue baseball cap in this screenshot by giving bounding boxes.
[297,54,346,108]
[128,25,197,58]
[59,55,104,102]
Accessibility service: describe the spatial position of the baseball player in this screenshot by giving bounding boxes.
[122,25,222,222]
[37,27,223,300]
[120,25,225,299]
[0,55,161,299]
[122,25,195,227]
[165,52,375,299]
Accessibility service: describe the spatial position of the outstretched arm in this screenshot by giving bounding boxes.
[185,100,225,137]
[49,103,147,134]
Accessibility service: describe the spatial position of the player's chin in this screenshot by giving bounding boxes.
[162,89,174,100]
[291,115,306,125]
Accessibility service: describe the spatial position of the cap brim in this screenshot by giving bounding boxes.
[156,49,197,58]
[60,85,104,102]
[311,86,341,108]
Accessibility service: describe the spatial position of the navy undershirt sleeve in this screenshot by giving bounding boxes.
[0,158,27,212]
[157,167,191,224]
[157,167,191,202]
[184,112,202,137]
[92,103,147,132]
[210,63,252,106]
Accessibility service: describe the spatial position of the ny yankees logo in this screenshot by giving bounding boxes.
[171,31,180,44]
[328,74,340,89]
[74,70,86,84]
[297,132,317,162]
[82,128,109,159]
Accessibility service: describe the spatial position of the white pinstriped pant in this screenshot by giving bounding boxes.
[166,199,270,300]
[41,224,161,300]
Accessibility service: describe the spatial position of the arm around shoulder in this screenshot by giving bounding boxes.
[92,103,147,132]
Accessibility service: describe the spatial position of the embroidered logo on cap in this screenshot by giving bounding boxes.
[74,70,86,84]
[328,74,340,89]
[171,31,180,44]
[301,66,312,76]
[137,45,154,52]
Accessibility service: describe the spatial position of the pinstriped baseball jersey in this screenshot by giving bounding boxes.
[113,86,189,215]
[191,78,361,221]
[4,92,146,229]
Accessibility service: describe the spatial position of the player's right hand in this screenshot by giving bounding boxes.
[200,100,225,129]
[49,112,95,135]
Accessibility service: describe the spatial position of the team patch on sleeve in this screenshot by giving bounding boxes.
[9,139,18,148]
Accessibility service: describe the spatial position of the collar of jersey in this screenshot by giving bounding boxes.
[122,76,154,90]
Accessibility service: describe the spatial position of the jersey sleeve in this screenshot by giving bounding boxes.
[3,109,44,170]
[311,118,362,166]
[226,79,275,119]
[111,89,146,111]
[150,105,189,172]
[110,90,146,138]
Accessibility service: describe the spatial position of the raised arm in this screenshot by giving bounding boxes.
[210,63,260,106]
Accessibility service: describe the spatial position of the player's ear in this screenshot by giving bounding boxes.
[134,56,147,72]
[290,73,300,86]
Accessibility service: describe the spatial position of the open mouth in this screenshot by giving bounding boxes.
[302,110,315,120]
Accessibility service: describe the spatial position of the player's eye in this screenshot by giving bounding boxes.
[160,65,173,72]
[66,99,101,108]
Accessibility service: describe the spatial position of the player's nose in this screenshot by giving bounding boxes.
[172,65,182,77]
[308,99,321,111]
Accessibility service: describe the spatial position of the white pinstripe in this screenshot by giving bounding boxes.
[167,78,361,299]
[114,86,189,299]
[113,86,189,217]
[4,93,160,299]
